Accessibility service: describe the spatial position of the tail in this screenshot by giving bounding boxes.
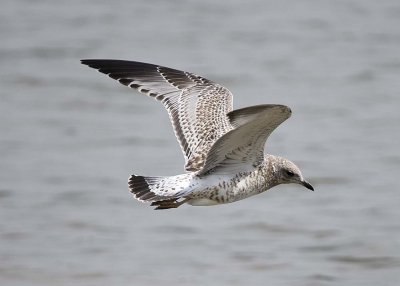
[128,173,194,209]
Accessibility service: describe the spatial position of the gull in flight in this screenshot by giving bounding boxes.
[81,59,314,209]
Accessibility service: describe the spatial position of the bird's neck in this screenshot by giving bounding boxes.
[261,154,282,189]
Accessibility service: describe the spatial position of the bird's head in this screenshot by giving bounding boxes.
[270,156,314,191]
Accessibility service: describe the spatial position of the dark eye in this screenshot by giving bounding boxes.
[285,170,295,177]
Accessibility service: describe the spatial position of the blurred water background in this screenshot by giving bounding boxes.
[1,0,400,285]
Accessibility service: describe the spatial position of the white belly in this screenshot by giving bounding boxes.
[184,171,266,205]
[186,198,220,206]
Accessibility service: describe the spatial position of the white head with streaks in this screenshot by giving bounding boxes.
[268,155,314,191]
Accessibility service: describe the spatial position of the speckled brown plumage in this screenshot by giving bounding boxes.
[81,59,314,209]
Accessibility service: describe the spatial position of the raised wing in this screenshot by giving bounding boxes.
[198,105,291,175]
[81,59,233,171]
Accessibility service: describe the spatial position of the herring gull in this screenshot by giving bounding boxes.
[81,59,314,209]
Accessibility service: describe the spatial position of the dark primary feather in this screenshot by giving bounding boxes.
[81,59,233,171]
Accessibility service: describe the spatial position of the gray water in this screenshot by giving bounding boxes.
[1,0,400,285]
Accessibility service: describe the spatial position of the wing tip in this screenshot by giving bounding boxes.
[81,59,126,69]
[266,104,292,119]
[279,104,292,118]
[80,59,93,66]
[227,104,292,127]
[80,59,100,69]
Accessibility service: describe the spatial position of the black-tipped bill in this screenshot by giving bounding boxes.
[301,180,314,191]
